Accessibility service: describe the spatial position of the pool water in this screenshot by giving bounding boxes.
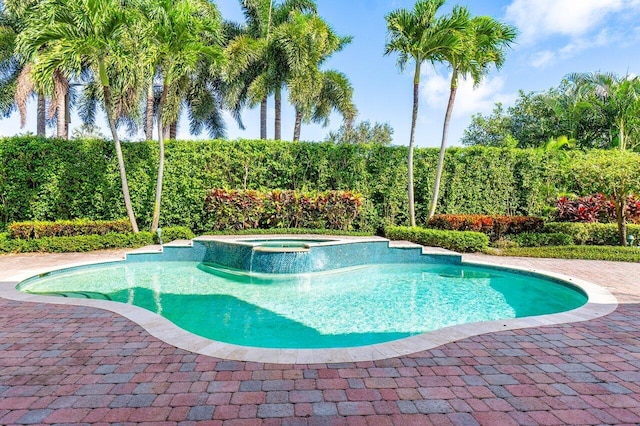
[18,261,587,349]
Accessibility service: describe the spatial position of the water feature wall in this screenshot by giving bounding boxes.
[198,239,461,273]
[124,237,462,273]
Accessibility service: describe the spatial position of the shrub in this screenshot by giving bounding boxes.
[427,214,544,241]
[510,232,574,247]
[544,222,640,245]
[9,219,131,240]
[0,232,153,253]
[0,226,195,253]
[554,193,640,223]
[203,189,363,231]
[491,245,640,263]
[204,228,372,236]
[385,226,489,252]
[158,226,195,242]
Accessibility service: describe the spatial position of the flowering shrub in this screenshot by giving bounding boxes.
[203,189,363,231]
[556,194,639,224]
[427,214,544,241]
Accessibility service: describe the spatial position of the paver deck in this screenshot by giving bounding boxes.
[1,250,639,425]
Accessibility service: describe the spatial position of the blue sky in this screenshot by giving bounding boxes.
[3,0,640,147]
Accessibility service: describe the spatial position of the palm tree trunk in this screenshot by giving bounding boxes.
[274,85,281,140]
[260,98,267,139]
[151,85,169,232]
[104,86,139,233]
[407,62,421,227]
[293,108,302,141]
[428,72,458,221]
[100,61,139,233]
[169,121,177,140]
[56,92,66,139]
[145,80,154,140]
[36,93,46,137]
[64,92,70,139]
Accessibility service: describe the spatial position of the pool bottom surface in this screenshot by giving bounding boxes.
[18,261,587,349]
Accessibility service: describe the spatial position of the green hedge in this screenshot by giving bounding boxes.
[509,232,574,247]
[0,226,194,253]
[3,137,638,232]
[0,137,583,232]
[9,218,131,240]
[384,226,489,252]
[544,222,640,245]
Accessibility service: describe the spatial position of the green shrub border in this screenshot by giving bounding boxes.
[544,222,640,245]
[0,226,194,253]
[385,226,489,253]
[9,218,132,240]
[487,245,640,262]
[509,232,574,247]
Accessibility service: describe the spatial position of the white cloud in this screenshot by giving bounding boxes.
[530,50,555,69]
[505,0,637,44]
[420,69,517,118]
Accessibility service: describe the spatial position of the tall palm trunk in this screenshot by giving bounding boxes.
[407,62,421,227]
[293,108,302,141]
[260,98,267,139]
[274,85,281,140]
[145,80,154,140]
[151,84,169,232]
[100,61,139,233]
[36,93,46,137]
[428,71,458,221]
[64,92,70,139]
[169,121,177,140]
[56,91,66,138]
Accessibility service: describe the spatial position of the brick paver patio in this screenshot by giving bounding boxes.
[1,251,639,425]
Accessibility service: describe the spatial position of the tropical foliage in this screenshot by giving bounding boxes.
[325,120,394,145]
[385,0,463,226]
[202,188,363,231]
[427,11,516,221]
[463,73,640,151]
[571,150,640,245]
[1,136,615,232]
[385,0,516,226]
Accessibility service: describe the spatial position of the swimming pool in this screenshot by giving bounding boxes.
[15,235,596,353]
[18,259,587,349]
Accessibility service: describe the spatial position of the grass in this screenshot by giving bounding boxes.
[485,245,640,262]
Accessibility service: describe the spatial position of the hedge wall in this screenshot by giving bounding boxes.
[0,137,585,232]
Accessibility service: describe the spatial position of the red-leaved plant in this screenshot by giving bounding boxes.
[556,194,639,224]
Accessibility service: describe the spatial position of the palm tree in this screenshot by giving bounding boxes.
[292,70,356,141]
[17,0,144,232]
[278,11,355,141]
[427,13,517,220]
[384,0,466,226]
[225,0,317,140]
[0,0,47,136]
[140,0,224,232]
[567,72,640,151]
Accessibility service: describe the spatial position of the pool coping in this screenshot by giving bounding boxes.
[0,241,618,364]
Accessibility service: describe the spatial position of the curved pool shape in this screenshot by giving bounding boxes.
[18,260,588,349]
